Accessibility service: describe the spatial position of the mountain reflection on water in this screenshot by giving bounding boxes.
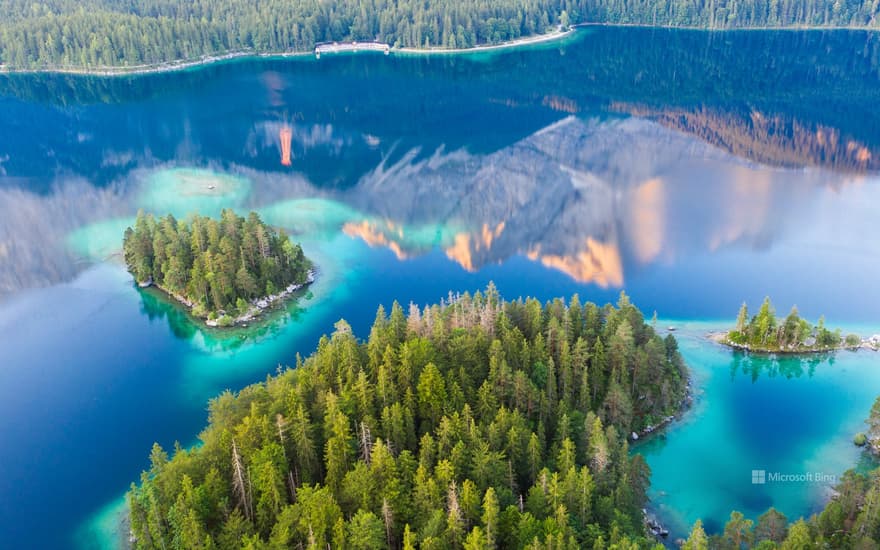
[2,27,880,550]
[0,115,875,298]
[0,26,879,298]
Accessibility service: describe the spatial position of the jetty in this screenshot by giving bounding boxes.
[315,41,390,58]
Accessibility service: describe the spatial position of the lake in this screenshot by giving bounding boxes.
[0,26,879,548]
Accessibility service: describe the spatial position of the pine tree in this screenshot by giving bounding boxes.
[481,487,499,549]
[682,520,709,550]
[735,302,749,334]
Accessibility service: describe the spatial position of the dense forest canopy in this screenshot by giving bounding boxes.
[0,0,573,68]
[123,209,311,323]
[0,0,878,69]
[129,288,690,548]
[583,0,880,28]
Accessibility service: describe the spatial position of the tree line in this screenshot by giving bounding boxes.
[0,0,878,69]
[123,209,310,323]
[129,288,690,548]
[583,0,880,28]
[0,0,574,68]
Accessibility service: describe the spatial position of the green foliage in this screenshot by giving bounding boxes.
[714,511,755,549]
[0,0,568,69]
[122,209,310,321]
[726,298,851,352]
[755,507,789,544]
[583,0,880,29]
[845,334,862,347]
[683,519,709,550]
[129,288,689,548]
[868,396,880,451]
[779,519,812,549]
[1,0,877,69]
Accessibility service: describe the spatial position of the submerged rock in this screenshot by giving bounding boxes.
[644,511,670,538]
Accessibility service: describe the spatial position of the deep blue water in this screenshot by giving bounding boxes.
[1,26,879,548]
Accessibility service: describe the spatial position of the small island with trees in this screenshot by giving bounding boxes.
[123,209,313,328]
[716,297,866,354]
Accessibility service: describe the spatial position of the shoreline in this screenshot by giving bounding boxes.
[140,269,315,329]
[0,50,312,77]
[0,28,575,77]
[631,383,695,443]
[579,21,880,32]
[631,341,696,443]
[633,360,696,543]
[707,331,879,354]
[5,21,877,77]
[394,26,575,56]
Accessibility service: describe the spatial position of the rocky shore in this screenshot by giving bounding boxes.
[630,378,694,443]
[709,331,880,354]
[205,269,316,327]
[644,509,670,539]
[139,269,316,329]
[631,361,694,542]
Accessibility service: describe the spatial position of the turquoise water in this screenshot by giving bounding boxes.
[1,27,880,548]
[638,323,880,537]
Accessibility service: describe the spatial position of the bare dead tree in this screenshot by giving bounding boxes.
[276,414,288,457]
[231,439,253,520]
[382,497,394,548]
[507,459,518,495]
[359,422,373,465]
[447,480,461,521]
[274,413,298,499]
[407,302,422,335]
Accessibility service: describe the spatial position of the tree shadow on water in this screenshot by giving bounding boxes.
[136,284,311,351]
[729,350,832,382]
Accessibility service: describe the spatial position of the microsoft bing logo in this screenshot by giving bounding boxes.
[752,470,766,484]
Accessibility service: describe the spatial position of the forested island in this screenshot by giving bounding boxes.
[129,289,690,548]
[0,0,878,70]
[122,210,313,327]
[718,297,864,353]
